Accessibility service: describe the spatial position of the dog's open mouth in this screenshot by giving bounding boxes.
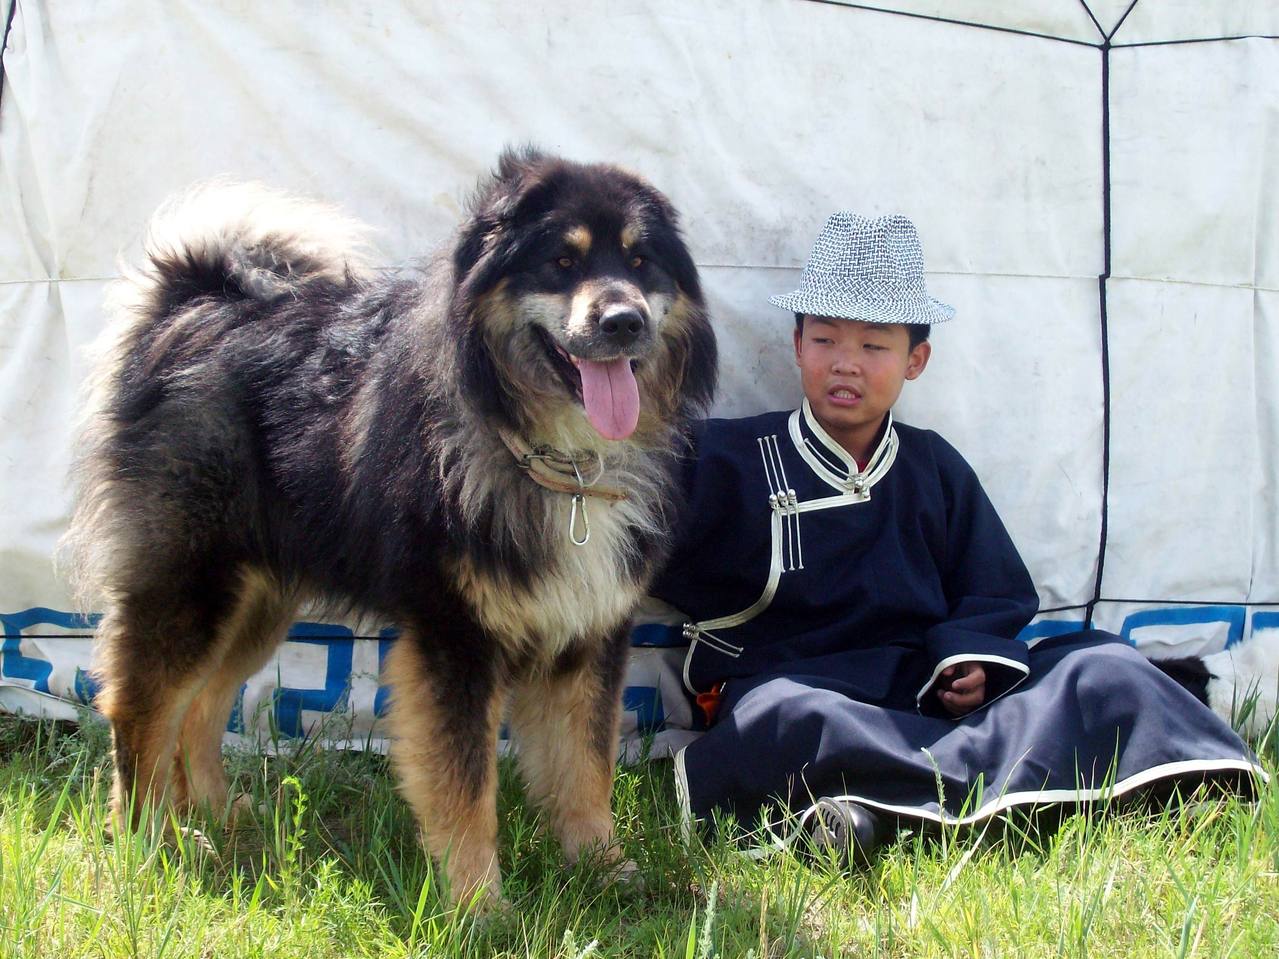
[534,327,641,441]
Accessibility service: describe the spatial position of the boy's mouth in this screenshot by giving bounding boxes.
[827,386,863,408]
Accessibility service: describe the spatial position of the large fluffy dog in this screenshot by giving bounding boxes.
[65,148,716,903]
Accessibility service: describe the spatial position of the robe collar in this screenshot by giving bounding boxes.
[790,399,899,496]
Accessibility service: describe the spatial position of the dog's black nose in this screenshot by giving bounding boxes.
[598,306,646,345]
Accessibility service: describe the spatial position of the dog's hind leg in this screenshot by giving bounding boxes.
[384,626,506,906]
[94,569,243,832]
[508,626,630,869]
[170,569,297,815]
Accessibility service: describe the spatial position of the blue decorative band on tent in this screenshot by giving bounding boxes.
[2,605,1276,743]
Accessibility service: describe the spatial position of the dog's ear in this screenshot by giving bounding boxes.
[637,185,716,420]
[640,193,703,306]
[453,215,495,283]
[495,144,549,184]
[455,146,558,284]
[453,319,520,427]
[634,183,679,230]
[651,228,702,303]
[489,147,559,228]
[674,305,718,417]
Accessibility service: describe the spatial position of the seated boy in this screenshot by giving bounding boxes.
[651,212,1263,861]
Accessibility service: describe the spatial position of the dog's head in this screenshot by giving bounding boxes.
[449,147,716,446]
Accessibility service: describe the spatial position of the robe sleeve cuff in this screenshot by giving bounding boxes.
[915,653,1031,719]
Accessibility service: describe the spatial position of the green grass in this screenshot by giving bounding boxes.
[0,714,1275,958]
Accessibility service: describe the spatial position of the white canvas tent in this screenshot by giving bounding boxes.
[1,1,1276,754]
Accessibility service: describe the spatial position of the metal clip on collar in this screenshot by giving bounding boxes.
[568,458,591,546]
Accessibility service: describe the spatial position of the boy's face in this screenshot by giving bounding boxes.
[793,316,931,458]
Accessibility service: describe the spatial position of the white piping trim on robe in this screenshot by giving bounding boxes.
[757,434,802,572]
[727,757,1269,861]
[790,401,898,497]
[679,408,903,695]
[685,756,1263,859]
[730,757,1269,858]
[915,653,1031,717]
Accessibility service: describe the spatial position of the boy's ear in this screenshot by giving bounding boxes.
[793,326,804,365]
[904,340,931,380]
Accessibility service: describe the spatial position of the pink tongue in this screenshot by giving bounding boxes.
[576,357,640,440]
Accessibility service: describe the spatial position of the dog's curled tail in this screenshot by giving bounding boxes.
[121,179,377,314]
[61,182,377,609]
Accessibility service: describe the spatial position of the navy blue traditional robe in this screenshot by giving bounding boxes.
[652,403,1263,832]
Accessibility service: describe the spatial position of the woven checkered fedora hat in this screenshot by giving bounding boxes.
[770,212,955,325]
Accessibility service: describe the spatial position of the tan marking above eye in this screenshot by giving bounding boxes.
[564,226,591,255]
[620,223,640,250]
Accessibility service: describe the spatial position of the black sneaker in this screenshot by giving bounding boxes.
[804,798,884,868]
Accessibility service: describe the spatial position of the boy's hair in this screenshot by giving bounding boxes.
[795,312,930,349]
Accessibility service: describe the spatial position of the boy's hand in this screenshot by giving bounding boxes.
[936,661,986,716]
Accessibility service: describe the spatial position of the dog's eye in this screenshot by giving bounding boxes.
[556,257,574,269]
[630,255,645,269]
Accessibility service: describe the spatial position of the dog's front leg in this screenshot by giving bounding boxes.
[385,628,505,906]
[508,625,630,868]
